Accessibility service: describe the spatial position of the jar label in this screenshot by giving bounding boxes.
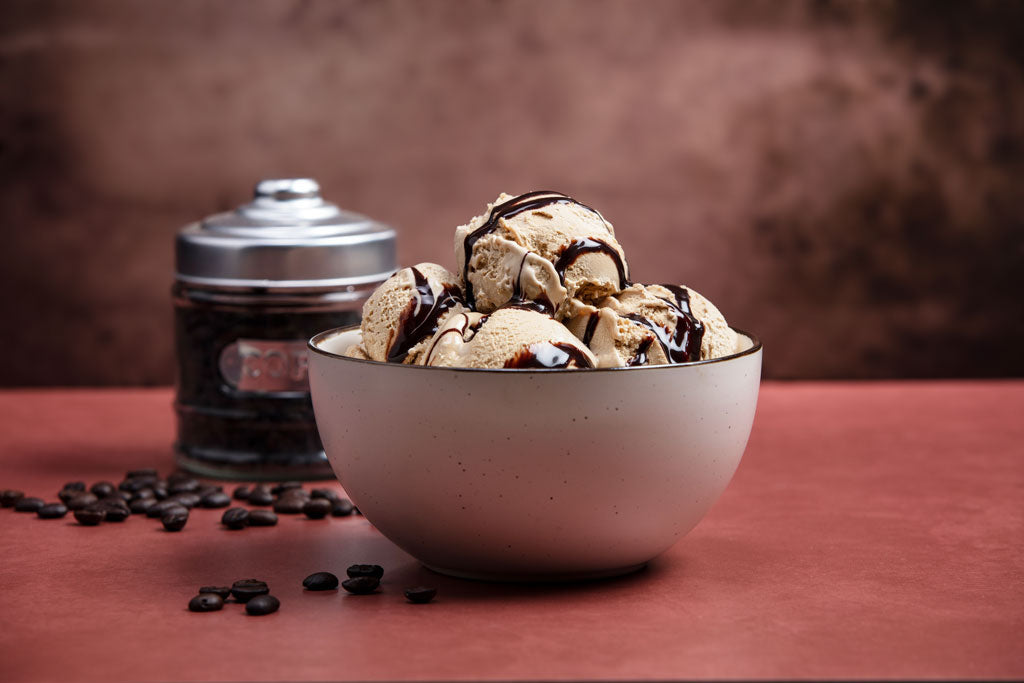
[219,339,310,396]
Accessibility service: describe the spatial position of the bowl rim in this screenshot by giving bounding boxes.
[308,324,762,374]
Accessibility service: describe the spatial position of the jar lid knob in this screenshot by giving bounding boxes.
[253,178,321,202]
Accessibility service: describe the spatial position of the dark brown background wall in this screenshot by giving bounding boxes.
[2,0,1022,385]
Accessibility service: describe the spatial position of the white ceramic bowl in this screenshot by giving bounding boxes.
[309,326,762,581]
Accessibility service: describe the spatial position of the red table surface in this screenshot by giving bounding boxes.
[1,382,1022,682]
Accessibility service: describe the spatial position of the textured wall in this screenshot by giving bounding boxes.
[1,0,1022,384]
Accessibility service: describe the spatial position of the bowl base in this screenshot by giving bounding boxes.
[423,561,647,583]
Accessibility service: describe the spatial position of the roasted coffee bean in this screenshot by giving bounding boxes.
[131,488,155,501]
[166,472,193,485]
[14,497,45,513]
[144,501,166,517]
[74,506,106,525]
[347,564,384,580]
[302,572,339,591]
[65,493,98,511]
[89,481,115,498]
[310,488,339,501]
[248,510,278,527]
[341,577,379,594]
[232,485,252,501]
[271,482,302,495]
[1,490,25,507]
[63,481,86,492]
[113,490,132,502]
[168,493,201,509]
[126,468,158,479]
[188,593,223,612]
[37,502,68,519]
[221,507,250,529]
[147,499,185,518]
[99,495,130,509]
[303,499,331,519]
[404,586,437,604]
[119,477,155,493]
[247,487,274,506]
[130,497,156,514]
[230,579,269,603]
[67,493,99,510]
[197,484,223,496]
[272,497,305,515]
[201,492,231,509]
[245,594,280,616]
[198,586,231,600]
[161,507,189,532]
[58,488,81,504]
[353,506,362,515]
[100,502,130,522]
[152,485,169,500]
[278,488,311,502]
[169,478,200,495]
[331,499,355,517]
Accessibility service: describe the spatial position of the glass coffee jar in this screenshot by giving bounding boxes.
[173,178,396,480]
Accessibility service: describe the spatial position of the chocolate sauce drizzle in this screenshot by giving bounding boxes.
[621,285,704,364]
[506,251,556,316]
[628,337,654,366]
[423,312,488,365]
[581,312,600,346]
[554,238,628,291]
[461,191,604,308]
[387,267,464,363]
[501,296,555,316]
[505,342,595,369]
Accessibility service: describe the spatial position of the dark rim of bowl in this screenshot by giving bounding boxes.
[308,324,762,373]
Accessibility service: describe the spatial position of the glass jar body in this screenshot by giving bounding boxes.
[173,282,365,480]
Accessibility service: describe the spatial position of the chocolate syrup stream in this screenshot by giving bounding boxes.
[553,238,628,290]
[628,337,654,366]
[504,342,595,369]
[620,285,704,364]
[506,252,555,316]
[387,267,464,363]
[501,296,555,316]
[657,284,704,362]
[581,312,600,346]
[461,191,603,308]
[423,313,488,365]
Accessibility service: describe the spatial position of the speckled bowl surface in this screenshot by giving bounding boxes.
[309,326,762,581]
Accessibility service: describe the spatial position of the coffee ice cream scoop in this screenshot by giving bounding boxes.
[566,284,739,368]
[349,263,465,364]
[423,307,597,369]
[454,191,628,317]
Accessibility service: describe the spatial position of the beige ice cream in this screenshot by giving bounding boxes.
[423,307,596,369]
[347,262,465,364]
[454,191,628,317]
[346,190,743,370]
[565,283,739,368]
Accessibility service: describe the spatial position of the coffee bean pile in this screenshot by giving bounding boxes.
[187,568,435,617]
[3,472,360,532]
[188,579,280,616]
[301,566,437,604]
[8,473,435,612]
[220,483,360,527]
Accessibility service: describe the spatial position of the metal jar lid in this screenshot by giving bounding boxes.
[175,178,397,289]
